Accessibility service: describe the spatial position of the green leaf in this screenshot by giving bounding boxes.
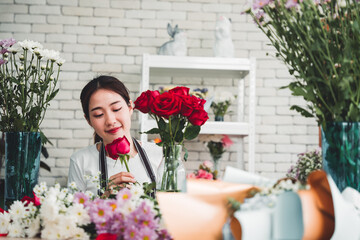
[184,125,200,140]
[46,88,59,102]
[289,105,314,118]
[143,128,160,134]
[183,146,188,162]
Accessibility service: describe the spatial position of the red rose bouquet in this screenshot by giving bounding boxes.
[134,86,209,191]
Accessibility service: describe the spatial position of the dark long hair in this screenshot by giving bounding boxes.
[80,75,131,143]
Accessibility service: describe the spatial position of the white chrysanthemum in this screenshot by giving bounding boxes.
[41,225,61,239]
[65,193,74,204]
[56,215,77,239]
[85,191,94,198]
[142,198,155,210]
[0,212,10,234]
[58,191,67,201]
[25,215,40,238]
[73,227,90,240]
[18,39,43,50]
[84,175,91,181]
[56,57,65,66]
[68,203,90,226]
[7,222,25,238]
[69,181,77,189]
[8,200,26,221]
[38,48,60,61]
[121,200,137,215]
[40,200,59,223]
[54,183,61,189]
[130,185,144,199]
[7,44,21,54]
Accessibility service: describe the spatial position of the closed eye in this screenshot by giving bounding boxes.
[93,114,103,118]
[113,107,121,112]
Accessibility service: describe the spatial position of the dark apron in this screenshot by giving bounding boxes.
[98,137,156,197]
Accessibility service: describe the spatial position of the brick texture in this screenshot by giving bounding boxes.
[0,0,318,186]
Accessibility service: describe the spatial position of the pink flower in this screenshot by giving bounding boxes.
[0,59,6,66]
[137,226,158,240]
[203,160,213,169]
[285,0,298,8]
[222,135,233,148]
[0,38,16,48]
[116,188,132,202]
[253,0,270,9]
[187,173,196,179]
[124,225,138,240]
[196,169,213,180]
[73,192,90,206]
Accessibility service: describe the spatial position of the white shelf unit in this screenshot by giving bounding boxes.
[140,54,256,173]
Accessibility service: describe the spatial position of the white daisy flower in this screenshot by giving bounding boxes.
[73,227,90,240]
[18,39,43,50]
[130,185,144,198]
[56,57,65,66]
[7,222,25,238]
[69,181,77,189]
[85,191,94,198]
[25,215,40,238]
[68,203,90,226]
[8,200,26,221]
[0,212,10,234]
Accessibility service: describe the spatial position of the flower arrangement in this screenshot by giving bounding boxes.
[246,0,360,127]
[187,160,217,180]
[287,148,322,184]
[0,182,171,240]
[210,91,235,121]
[135,86,209,148]
[198,134,233,171]
[189,88,208,100]
[134,86,209,191]
[0,38,64,137]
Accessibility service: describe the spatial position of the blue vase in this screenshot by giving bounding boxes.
[4,132,41,209]
[321,122,360,192]
[215,115,224,122]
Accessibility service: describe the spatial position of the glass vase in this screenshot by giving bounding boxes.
[321,122,360,192]
[4,132,41,209]
[215,115,224,122]
[157,144,185,192]
[211,154,222,172]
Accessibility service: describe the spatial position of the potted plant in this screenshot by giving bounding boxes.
[247,0,360,191]
[0,38,64,208]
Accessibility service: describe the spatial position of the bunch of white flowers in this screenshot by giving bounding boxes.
[0,182,91,239]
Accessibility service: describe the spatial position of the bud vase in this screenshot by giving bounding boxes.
[321,122,360,192]
[157,144,185,192]
[211,154,222,173]
[4,132,41,209]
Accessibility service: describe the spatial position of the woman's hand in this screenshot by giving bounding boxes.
[108,171,136,187]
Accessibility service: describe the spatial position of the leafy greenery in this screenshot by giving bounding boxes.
[247,0,360,127]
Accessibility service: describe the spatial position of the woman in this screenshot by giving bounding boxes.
[68,75,162,194]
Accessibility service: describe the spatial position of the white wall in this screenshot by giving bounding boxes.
[0,0,318,186]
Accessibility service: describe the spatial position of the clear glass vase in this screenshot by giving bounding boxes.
[321,122,360,192]
[211,154,222,175]
[4,132,41,209]
[157,144,185,192]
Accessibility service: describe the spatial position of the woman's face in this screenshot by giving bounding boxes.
[87,88,133,145]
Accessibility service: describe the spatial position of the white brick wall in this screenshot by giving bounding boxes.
[0,0,318,185]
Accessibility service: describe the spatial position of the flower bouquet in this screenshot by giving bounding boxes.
[287,148,322,184]
[0,38,64,208]
[134,86,209,192]
[210,91,235,121]
[0,182,172,239]
[198,134,233,173]
[187,160,217,180]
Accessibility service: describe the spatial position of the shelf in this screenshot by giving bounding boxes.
[140,54,256,172]
[143,119,250,136]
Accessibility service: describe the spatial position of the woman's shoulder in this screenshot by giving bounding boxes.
[70,144,98,163]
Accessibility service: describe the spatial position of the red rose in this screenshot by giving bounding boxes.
[134,90,160,114]
[169,86,190,96]
[188,109,209,126]
[150,92,181,118]
[96,233,117,240]
[180,95,200,117]
[105,136,130,160]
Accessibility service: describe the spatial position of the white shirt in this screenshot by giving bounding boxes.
[67,141,162,194]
